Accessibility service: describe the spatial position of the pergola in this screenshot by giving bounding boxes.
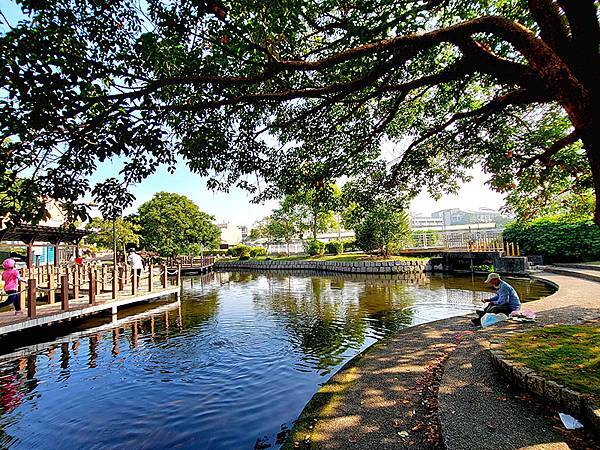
[0,224,89,268]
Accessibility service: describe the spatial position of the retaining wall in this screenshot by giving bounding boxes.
[489,347,600,436]
[214,259,433,274]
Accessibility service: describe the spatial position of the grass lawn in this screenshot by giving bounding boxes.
[254,253,430,262]
[503,324,600,400]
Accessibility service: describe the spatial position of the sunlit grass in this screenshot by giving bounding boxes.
[503,324,600,399]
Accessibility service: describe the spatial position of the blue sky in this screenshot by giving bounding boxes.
[1,2,505,226]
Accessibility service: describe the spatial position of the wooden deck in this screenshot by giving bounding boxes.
[0,265,181,337]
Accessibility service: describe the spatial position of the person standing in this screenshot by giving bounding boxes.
[472,273,521,326]
[127,249,144,285]
[1,259,23,315]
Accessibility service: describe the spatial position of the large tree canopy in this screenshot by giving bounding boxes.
[137,192,220,255]
[1,0,598,224]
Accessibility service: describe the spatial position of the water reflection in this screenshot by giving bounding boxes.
[0,271,553,449]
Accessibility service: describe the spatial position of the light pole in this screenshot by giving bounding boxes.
[112,216,117,268]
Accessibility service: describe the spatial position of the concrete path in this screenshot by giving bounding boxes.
[439,273,600,450]
[288,272,600,450]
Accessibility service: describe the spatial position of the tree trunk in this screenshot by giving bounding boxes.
[312,215,317,240]
[581,126,600,225]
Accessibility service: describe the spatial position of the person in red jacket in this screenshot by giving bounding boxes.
[1,258,23,315]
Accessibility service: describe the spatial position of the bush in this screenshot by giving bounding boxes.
[227,244,266,258]
[342,239,357,252]
[325,241,344,255]
[249,246,267,257]
[227,244,249,257]
[204,249,228,256]
[305,239,326,256]
[503,217,600,262]
[239,252,251,261]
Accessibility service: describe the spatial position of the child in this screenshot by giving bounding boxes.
[1,259,23,315]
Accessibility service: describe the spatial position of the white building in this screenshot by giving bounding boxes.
[217,222,248,246]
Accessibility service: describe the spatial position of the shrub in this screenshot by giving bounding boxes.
[325,241,344,255]
[503,217,600,262]
[239,251,251,261]
[305,239,326,256]
[227,244,248,257]
[342,239,357,252]
[249,246,267,257]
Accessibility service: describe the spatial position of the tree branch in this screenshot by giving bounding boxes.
[527,0,571,57]
[519,130,579,170]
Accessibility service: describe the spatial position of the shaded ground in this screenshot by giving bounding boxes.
[284,316,466,450]
[286,272,600,450]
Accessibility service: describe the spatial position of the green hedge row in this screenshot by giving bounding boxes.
[503,217,600,262]
[227,244,267,258]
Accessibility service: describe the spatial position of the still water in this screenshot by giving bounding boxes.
[0,271,553,449]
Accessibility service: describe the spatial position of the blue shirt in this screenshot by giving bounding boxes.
[490,280,521,311]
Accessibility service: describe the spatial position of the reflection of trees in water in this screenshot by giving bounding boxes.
[252,273,417,374]
[0,354,39,447]
[426,273,555,304]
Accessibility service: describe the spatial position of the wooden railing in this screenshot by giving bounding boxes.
[3,263,182,320]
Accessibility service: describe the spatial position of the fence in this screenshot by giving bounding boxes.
[409,229,520,255]
[1,262,182,320]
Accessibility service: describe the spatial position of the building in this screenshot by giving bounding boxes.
[431,208,507,227]
[217,222,248,247]
[410,215,444,230]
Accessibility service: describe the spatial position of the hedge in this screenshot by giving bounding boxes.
[305,239,326,256]
[503,217,600,262]
[325,241,344,255]
[227,244,267,258]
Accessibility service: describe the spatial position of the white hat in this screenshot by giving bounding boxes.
[485,273,501,283]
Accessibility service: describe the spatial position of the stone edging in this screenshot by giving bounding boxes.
[488,347,600,435]
[214,258,434,274]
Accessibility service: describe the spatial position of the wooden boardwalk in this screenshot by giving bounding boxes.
[0,265,181,337]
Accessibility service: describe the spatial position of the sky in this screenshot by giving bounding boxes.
[86,158,504,227]
[1,2,506,226]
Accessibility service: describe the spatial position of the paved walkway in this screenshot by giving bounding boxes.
[287,272,600,450]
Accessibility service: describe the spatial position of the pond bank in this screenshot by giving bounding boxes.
[286,272,600,449]
[215,258,435,274]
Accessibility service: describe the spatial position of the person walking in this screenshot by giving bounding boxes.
[1,259,23,315]
[127,248,144,285]
[471,273,521,326]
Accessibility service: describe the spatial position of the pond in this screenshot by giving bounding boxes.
[0,271,553,449]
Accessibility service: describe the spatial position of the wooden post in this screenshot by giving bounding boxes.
[118,265,125,291]
[148,264,153,292]
[101,265,106,293]
[72,267,79,300]
[131,268,137,295]
[112,267,118,300]
[61,274,69,311]
[516,243,521,257]
[54,243,60,267]
[161,264,167,288]
[27,242,33,269]
[19,279,26,312]
[88,267,96,305]
[177,264,182,287]
[27,278,36,319]
[48,266,56,304]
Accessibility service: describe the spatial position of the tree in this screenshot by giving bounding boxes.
[355,203,411,257]
[137,192,220,256]
[265,212,297,255]
[85,217,141,258]
[281,183,341,240]
[2,1,599,224]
